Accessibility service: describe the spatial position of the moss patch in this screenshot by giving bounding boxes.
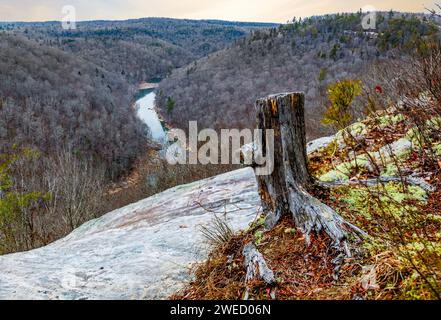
[433,143,441,156]
[377,113,406,128]
[333,182,427,220]
[319,154,369,182]
[326,178,440,300]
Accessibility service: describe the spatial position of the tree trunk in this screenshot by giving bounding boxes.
[254,92,365,254]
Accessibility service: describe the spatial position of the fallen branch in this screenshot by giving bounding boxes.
[317,175,435,193]
[243,243,276,285]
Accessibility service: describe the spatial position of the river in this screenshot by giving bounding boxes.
[135,90,167,143]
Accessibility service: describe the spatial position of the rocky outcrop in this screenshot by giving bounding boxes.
[0,168,260,300]
[306,136,335,154]
[0,132,337,300]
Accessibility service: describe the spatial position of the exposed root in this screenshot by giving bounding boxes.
[263,209,282,230]
[284,167,366,257]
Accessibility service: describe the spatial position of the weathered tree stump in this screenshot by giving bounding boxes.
[254,92,365,254]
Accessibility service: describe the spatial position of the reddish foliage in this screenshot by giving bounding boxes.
[375,86,383,94]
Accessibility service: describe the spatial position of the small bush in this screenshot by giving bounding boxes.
[322,79,362,130]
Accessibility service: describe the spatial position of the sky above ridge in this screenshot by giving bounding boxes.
[0,0,437,23]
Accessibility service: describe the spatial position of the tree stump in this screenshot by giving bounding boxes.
[254,92,365,254]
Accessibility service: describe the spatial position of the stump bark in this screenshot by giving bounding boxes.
[254,92,364,254]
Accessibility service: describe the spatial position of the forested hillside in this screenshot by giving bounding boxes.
[0,33,148,178]
[4,18,276,83]
[0,18,274,254]
[0,32,154,253]
[157,12,440,139]
[0,17,275,179]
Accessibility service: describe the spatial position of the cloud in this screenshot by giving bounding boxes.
[0,0,435,22]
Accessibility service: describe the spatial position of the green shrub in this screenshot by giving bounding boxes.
[322,79,362,130]
[0,150,49,254]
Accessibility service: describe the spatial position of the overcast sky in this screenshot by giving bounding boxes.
[0,0,437,23]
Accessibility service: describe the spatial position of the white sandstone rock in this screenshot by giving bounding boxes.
[0,168,260,300]
[306,136,335,154]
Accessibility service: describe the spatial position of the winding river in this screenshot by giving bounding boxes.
[135,86,184,162]
[135,89,167,143]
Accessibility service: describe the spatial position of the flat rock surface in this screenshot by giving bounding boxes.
[0,168,260,300]
[307,136,335,154]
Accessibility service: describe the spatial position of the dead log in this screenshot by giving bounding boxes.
[243,243,276,285]
[242,243,276,300]
[317,175,435,193]
[254,92,365,254]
